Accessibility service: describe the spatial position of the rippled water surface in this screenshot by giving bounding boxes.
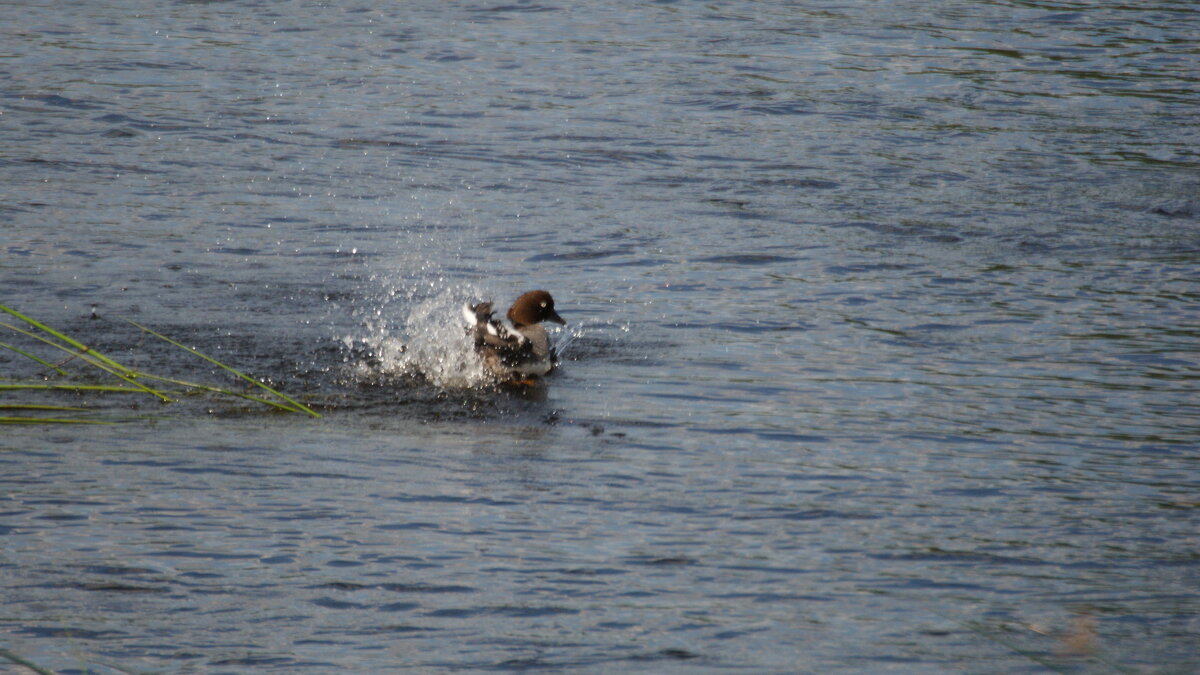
[2,0,1198,672]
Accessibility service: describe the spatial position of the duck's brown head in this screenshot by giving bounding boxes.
[507,290,566,327]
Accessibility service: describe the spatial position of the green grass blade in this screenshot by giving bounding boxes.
[0,383,150,393]
[125,319,321,418]
[0,304,132,374]
[0,647,60,675]
[0,404,90,411]
[0,416,115,425]
[0,319,173,403]
[0,341,69,375]
[135,372,312,413]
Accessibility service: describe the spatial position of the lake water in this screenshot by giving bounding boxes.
[2,0,1198,672]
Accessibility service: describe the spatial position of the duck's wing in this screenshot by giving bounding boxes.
[481,327,531,354]
[463,301,495,324]
[483,313,527,344]
[465,301,508,348]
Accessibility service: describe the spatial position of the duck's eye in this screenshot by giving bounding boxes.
[540,302,547,308]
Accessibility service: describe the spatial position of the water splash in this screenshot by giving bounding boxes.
[554,320,590,361]
[396,289,490,389]
[346,283,490,390]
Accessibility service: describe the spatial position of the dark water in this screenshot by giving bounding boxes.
[2,1,1198,672]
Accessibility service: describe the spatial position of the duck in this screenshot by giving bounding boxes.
[462,290,566,384]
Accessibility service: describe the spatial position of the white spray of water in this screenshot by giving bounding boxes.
[393,288,490,388]
[346,282,491,390]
